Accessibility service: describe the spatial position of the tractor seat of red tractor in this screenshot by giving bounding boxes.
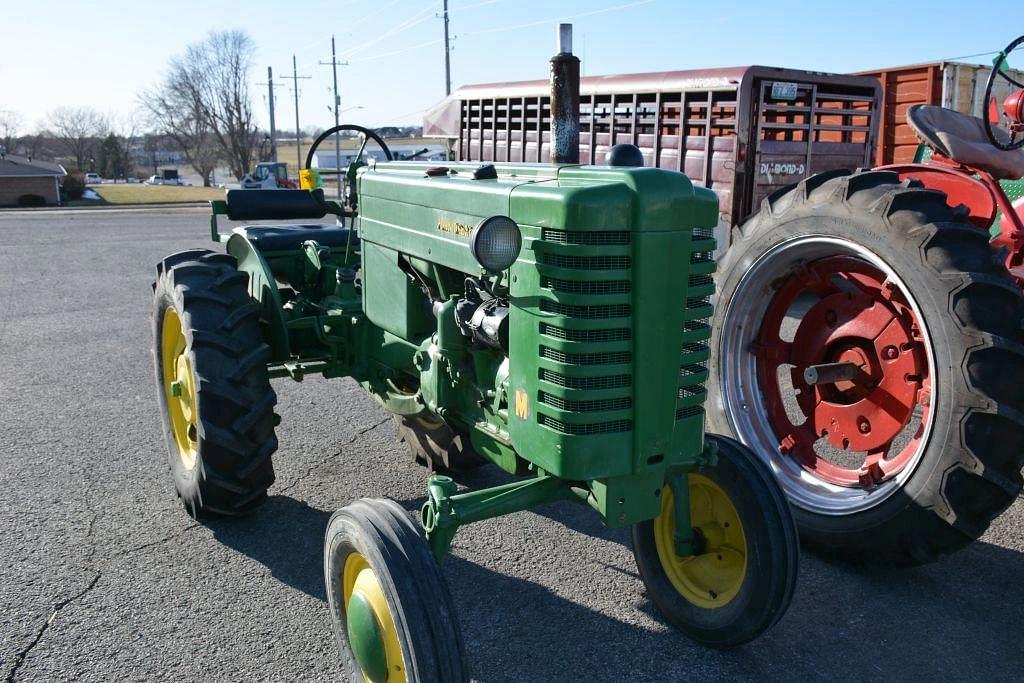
[222,188,354,251]
[907,104,1024,180]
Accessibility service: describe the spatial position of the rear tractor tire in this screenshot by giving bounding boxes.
[393,414,484,474]
[153,249,279,518]
[708,169,1024,565]
[632,434,799,647]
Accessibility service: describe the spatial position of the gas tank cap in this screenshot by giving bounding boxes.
[473,164,498,180]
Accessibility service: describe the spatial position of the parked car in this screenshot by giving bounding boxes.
[84,173,102,184]
[146,175,184,186]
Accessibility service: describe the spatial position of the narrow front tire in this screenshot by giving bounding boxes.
[632,434,799,647]
[324,498,467,682]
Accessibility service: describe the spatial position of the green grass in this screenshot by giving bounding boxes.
[89,184,225,205]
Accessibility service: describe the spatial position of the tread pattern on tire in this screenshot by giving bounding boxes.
[153,249,278,517]
[325,498,467,682]
[713,169,1024,564]
[393,415,482,473]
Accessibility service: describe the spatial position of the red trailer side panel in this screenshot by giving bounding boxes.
[856,64,943,165]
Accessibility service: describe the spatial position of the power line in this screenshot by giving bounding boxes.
[352,0,654,64]
[338,1,440,59]
[461,0,657,38]
[350,37,444,65]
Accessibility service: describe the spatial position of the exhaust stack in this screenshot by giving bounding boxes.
[550,23,580,164]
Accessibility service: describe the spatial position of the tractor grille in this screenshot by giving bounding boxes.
[538,392,633,413]
[534,224,715,439]
[538,415,631,435]
[535,228,633,437]
[541,253,632,270]
[542,276,631,295]
[676,229,716,424]
[539,323,631,343]
[541,228,631,245]
[540,300,632,319]
[541,346,631,366]
[539,369,631,390]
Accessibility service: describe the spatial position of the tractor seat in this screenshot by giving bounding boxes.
[906,104,1024,180]
[232,224,358,251]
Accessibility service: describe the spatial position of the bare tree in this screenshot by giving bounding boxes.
[13,131,45,160]
[142,30,259,180]
[0,110,21,154]
[46,106,108,169]
[141,82,221,186]
[111,112,141,180]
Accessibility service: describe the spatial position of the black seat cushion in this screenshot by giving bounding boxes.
[225,188,328,221]
[232,224,358,251]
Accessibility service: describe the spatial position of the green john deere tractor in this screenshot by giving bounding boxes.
[152,124,799,679]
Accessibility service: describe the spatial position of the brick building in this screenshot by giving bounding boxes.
[0,155,67,207]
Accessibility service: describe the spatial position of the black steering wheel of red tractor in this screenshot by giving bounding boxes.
[984,35,1024,150]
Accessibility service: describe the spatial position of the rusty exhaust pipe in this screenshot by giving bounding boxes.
[550,23,580,164]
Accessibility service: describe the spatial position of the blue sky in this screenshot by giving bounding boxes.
[0,0,1012,134]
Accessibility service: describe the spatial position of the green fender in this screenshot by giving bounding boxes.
[226,233,290,362]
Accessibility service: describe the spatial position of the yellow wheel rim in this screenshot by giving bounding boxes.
[342,553,405,683]
[161,307,199,470]
[653,473,747,609]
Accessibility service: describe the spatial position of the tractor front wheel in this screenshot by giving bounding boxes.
[708,169,1024,564]
[632,434,799,647]
[324,498,467,682]
[153,249,279,518]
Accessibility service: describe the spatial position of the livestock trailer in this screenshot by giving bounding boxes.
[856,60,1024,164]
[423,66,881,243]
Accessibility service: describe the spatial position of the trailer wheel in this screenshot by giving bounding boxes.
[708,169,1024,565]
[394,414,484,473]
[632,434,799,647]
[324,498,467,682]
[153,249,278,518]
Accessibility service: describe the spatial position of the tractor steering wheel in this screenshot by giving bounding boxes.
[304,124,394,209]
[984,35,1024,151]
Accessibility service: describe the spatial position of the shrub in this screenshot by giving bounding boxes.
[62,173,85,200]
[17,194,47,207]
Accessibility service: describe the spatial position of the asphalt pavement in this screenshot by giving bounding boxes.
[0,207,1021,682]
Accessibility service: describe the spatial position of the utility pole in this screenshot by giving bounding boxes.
[320,35,348,199]
[288,55,312,176]
[266,67,278,162]
[442,0,452,96]
[258,67,283,162]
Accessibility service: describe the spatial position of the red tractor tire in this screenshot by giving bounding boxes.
[707,169,1024,565]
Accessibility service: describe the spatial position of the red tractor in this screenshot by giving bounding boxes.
[709,35,1024,564]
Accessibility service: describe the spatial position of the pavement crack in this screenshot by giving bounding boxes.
[277,416,390,495]
[83,509,101,565]
[6,573,102,683]
[115,523,202,559]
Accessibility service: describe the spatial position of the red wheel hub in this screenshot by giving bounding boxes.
[754,257,931,487]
